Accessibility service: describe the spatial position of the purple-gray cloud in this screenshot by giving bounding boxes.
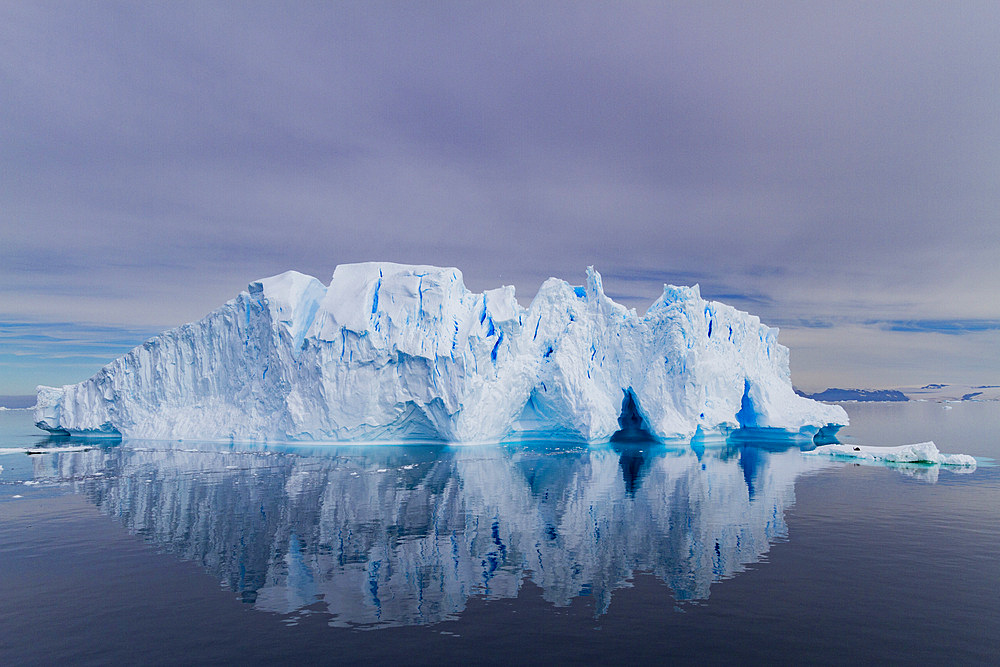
[1,1,998,393]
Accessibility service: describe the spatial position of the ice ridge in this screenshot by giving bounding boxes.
[34,262,848,442]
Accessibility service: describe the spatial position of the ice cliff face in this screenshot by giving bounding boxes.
[34,262,847,441]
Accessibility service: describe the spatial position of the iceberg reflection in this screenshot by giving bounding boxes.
[29,434,832,627]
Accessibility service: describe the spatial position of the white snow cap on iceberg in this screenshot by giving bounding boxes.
[809,442,976,467]
[34,262,848,442]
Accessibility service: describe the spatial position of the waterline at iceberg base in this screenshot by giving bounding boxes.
[34,262,846,442]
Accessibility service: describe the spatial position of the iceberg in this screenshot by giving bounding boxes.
[34,262,847,442]
[808,442,976,467]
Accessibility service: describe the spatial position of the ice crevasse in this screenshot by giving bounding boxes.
[35,262,848,442]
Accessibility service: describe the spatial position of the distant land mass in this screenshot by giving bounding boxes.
[0,395,36,409]
[797,384,1000,403]
[796,388,908,402]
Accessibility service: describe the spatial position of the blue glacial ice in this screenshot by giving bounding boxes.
[34,262,847,442]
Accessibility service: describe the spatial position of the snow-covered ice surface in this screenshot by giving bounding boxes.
[34,263,847,442]
[808,441,977,467]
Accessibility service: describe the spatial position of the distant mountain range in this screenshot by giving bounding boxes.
[796,384,1000,403]
[795,388,908,402]
[0,395,36,409]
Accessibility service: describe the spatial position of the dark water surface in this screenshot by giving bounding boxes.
[1,402,998,665]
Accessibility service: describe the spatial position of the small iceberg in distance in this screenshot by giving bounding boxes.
[24,445,98,455]
[807,441,976,468]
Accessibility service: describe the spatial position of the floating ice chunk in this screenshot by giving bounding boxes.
[809,441,976,467]
[25,445,95,455]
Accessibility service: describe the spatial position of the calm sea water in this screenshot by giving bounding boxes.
[1,402,998,665]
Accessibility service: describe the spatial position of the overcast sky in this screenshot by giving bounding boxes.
[2,1,998,395]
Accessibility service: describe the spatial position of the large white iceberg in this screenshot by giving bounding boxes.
[34,262,847,442]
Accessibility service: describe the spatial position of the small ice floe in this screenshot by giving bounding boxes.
[808,441,976,467]
[25,445,94,455]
